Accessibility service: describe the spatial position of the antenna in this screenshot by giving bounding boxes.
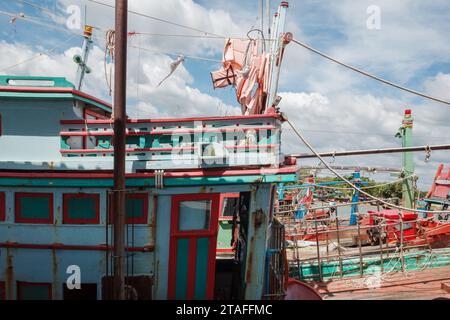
[265,1,290,111]
[259,0,264,53]
[266,0,271,38]
[73,25,93,91]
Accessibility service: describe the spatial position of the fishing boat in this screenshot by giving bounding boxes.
[0,0,326,301]
[1,0,449,302]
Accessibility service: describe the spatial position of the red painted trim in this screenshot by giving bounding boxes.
[168,193,220,300]
[60,113,281,125]
[15,192,54,224]
[17,281,52,300]
[186,238,197,299]
[61,146,197,154]
[63,193,100,225]
[216,248,234,253]
[0,86,112,110]
[0,281,5,300]
[60,144,276,154]
[0,165,298,179]
[0,192,5,222]
[0,242,154,252]
[60,125,277,137]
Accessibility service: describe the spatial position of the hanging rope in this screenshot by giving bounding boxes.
[284,114,450,215]
[157,55,185,88]
[104,29,115,96]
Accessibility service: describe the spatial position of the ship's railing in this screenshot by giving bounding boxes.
[60,114,283,168]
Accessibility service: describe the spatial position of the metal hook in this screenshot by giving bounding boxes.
[425,145,431,162]
[331,150,336,164]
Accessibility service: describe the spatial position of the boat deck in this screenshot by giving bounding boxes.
[310,266,450,300]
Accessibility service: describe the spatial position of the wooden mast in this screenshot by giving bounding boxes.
[113,0,128,300]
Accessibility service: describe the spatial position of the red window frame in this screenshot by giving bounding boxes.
[108,193,149,225]
[63,193,100,224]
[219,193,240,221]
[0,281,5,300]
[126,193,149,224]
[0,192,5,222]
[17,281,52,300]
[15,193,54,224]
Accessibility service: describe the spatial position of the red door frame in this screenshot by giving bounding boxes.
[217,193,240,254]
[167,193,220,300]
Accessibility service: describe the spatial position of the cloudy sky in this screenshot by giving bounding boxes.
[1,0,449,190]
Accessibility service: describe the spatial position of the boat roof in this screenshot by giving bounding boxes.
[0,75,112,113]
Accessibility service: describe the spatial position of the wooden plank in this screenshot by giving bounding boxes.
[314,267,450,300]
[442,282,450,293]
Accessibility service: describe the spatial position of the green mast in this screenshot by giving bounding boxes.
[396,109,415,209]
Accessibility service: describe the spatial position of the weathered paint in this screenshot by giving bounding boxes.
[244,184,272,299]
[292,248,450,281]
[0,76,298,299]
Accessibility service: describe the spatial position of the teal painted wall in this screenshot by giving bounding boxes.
[0,97,94,168]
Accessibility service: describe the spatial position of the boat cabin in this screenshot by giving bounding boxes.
[0,76,297,300]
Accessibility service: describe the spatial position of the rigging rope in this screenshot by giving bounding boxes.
[0,34,78,73]
[284,115,450,215]
[315,174,417,191]
[104,29,115,96]
[291,38,450,107]
[87,0,223,37]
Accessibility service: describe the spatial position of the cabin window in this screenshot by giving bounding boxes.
[0,192,5,222]
[126,193,148,224]
[220,195,239,221]
[0,282,5,300]
[63,283,97,300]
[63,193,100,224]
[178,200,211,231]
[15,193,54,224]
[17,282,52,300]
[108,193,149,224]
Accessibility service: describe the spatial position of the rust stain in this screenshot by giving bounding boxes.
[199,186,206,194]
[6,249,13,300]
[246,236,255,284]
[150,194,158,246]
[51,249,58,299]
[254,209,264,228]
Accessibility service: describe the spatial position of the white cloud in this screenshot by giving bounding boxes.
[2,0,449,191]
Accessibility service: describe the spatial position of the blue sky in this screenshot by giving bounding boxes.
[1,0,450,189]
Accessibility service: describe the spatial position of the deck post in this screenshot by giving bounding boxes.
[335,214,344,278]
[399,109,415,209]
[112,0,128,300]
[314,218,323,281]
[349,171,361,225]
[377,204,384,273]
[357,215,363,276]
